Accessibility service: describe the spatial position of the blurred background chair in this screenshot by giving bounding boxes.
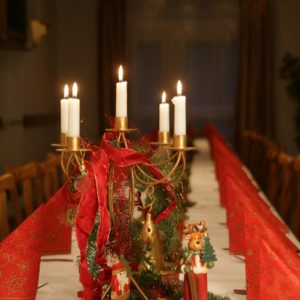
[6,162,43,217]
[0,173,22,241]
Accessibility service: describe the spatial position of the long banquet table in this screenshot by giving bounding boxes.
[36,138,300,299]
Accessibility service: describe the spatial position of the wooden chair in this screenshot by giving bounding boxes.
[241,130,252,166]
[265,145,281,204]
[243,131,263,183]
[276,152,295,221]
[259,136,276,191]
[6,162,43,216]
[46,152,66,187]
[39,157,59,200]
[289,156,300,240]
[0,173,22,241]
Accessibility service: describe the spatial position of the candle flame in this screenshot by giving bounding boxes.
[177,80,182,95]
[118,65,124,81]
[64,84,69,98]
[72,82,78,97]
[162,91,166,103]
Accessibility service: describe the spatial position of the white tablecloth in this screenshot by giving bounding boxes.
[37,138,300,299]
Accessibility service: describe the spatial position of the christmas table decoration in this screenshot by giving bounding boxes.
[49,69,220,299]
[181,221,217,300]
[55,127,197,299]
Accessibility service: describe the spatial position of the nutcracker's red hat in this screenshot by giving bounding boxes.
[111,261,126,275]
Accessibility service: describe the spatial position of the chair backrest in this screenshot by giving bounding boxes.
[276,152,295,221]
[289,156,300,240]
[265,145,281,204]
[0,173,22,241]
[46,152,66,186]
[39,157,59,201]
[7,162,43,216]
[241,130,251,166]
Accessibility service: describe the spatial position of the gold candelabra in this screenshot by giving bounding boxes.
[105,117,195,222]
[52,135,90,178]
[52,116,195,221]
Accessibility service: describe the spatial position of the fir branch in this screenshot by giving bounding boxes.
[86,221,102,278]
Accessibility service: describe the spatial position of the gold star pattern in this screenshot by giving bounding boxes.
[19,262,29,273]
[3,273,25,295]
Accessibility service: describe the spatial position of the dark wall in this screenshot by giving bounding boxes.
[0,0,100,172]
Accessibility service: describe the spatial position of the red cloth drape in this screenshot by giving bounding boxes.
[244,206,300,299]
[0,205,44,299]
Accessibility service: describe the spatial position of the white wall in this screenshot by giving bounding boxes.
[273,0,300,154]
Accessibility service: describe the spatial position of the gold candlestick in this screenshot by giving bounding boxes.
[158,131,170,144]
[114,116,128,131]
[57,136,90,178]
[51,132,67,148]
[66,136,80,151]
[167,134,196,151]
[173,134,187,149]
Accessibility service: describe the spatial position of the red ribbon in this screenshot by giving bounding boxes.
[76,148,110,299]
[102,134,178,223]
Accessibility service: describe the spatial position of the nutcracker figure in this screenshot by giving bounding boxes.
[106,253,131,300]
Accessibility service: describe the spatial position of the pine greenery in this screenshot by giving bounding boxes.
[86,216,102,279]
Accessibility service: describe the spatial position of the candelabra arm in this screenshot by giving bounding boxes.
[168,152,186,183]
[133,151,184,186]
[140,152,178,167]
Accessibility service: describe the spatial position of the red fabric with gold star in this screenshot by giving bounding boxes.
[0,205,44,299]
[244,206,300,300]
[42,185,72,255]
[225,177,293,255]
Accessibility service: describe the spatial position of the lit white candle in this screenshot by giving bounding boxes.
[60,84,69,134]
[68,82,80,137]
[116,65,127,117]
[172,80,186,135]
[159,91,169,132]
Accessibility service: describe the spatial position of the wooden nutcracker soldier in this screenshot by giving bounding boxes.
[106,252,131,300]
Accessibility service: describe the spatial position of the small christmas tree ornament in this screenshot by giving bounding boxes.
[201,237,217,269]
[181,220,217,300]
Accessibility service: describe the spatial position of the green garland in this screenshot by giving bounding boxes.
[86,216,102,279]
